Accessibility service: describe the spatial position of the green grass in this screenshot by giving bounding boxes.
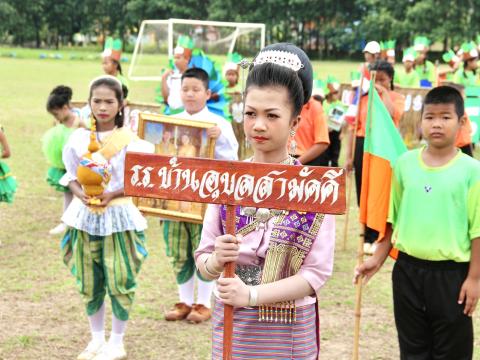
[0,46,361,83]
[0,51,478,359]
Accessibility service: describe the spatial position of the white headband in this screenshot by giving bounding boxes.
[253,50,304,72]
[174,46,185,56]
[89,75,123,89]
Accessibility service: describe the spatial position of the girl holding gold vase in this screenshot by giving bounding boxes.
[60,76,154,360]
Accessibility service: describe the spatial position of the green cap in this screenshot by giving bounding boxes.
[326,75,340,94]
[460,41,478,61]
[381,40,396,50]
[350,71,361,81]
[402,47,417,62]
[174,35,194,56]
[102,36,122,61]
[223,52,242,75]
[442,49,459,64]
[413,36,430,51]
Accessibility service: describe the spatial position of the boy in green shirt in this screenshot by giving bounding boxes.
[355,86,480,359]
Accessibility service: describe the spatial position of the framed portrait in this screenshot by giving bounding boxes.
[134,113,216,223]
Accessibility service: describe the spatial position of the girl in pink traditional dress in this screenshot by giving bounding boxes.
[195,43,336,359]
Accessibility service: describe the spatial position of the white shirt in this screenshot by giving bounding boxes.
[60,128,154,235]
[167,70,184,110]
[177,107,238,160]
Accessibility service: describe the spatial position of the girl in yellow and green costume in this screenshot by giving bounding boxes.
[43,85,86,235]
[60,75,154,360]
[0,125,17,204]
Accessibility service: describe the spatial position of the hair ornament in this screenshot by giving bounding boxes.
[239,58,251,69]
[89,75,123,89]
[253,50,304,72]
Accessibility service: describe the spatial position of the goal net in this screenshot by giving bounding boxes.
[128,18,265,81]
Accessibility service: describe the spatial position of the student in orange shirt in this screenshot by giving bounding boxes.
[457,115,474,156]
[345,60,405,249]
[444,83,474,157]
[293,85,330,166]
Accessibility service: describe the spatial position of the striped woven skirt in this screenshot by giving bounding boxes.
[212,301,318,359]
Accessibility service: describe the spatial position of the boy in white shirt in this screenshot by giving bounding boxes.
[164,67,238,323]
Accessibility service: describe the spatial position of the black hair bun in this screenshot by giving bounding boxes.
[259,43,313,104]
[51,85,73,102]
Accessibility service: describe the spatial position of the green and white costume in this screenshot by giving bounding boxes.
[60,128,154,320]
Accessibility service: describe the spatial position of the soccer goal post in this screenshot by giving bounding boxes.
[128,18,265,81]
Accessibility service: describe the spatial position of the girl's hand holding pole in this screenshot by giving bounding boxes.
[217,275,250,307]
[214,234,242,267]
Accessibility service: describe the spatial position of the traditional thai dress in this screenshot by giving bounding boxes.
[60,127,154,320]
[195,186,335,358]
[0,126,16,203]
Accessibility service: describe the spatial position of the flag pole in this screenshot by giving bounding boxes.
[352,71,376,360]
[223,204,236,360]
[343,74,365,251]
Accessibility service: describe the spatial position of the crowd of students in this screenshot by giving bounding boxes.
[0,34,479,360]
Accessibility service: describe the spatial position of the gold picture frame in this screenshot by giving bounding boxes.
[134,112,216,223]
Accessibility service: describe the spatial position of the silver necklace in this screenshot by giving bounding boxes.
[240,207,287,231]
[241,155,293,230]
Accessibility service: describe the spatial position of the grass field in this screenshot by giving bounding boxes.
[0,50,478,360]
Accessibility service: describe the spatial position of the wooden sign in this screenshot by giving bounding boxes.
[124,153,346,214]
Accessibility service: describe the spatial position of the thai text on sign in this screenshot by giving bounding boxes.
[124,153,346,214]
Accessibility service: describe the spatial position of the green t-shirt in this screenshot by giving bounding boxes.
[453,70,478,87]
[388,147,480,262]
[394,69,420,88]
[415,60,435,83]
[225,82,242,95]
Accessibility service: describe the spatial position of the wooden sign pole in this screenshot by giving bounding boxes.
[223,204,236,360]
[124,154,346,360]
[352,71,376,360]
[343,74,365,251]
